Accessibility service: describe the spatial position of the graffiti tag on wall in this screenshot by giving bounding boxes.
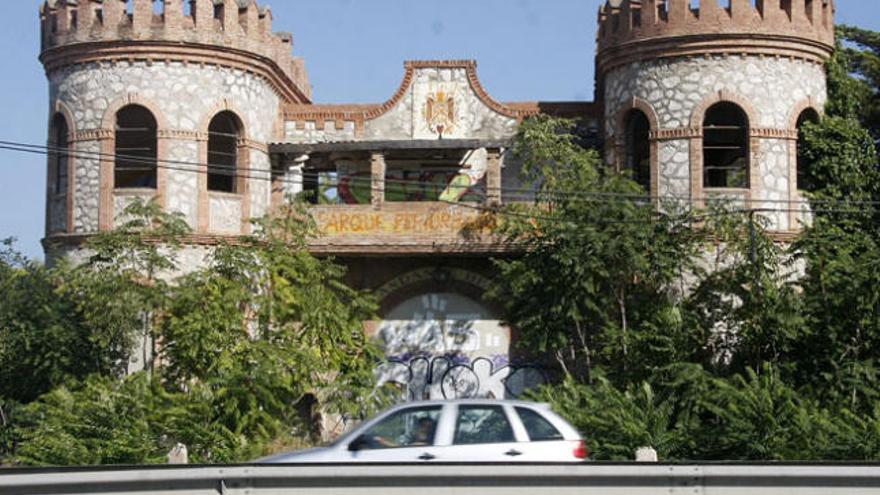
[377,356,547,401]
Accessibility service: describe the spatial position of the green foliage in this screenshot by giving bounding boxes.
[0,240,105,403]
[683,210,806,376]
[490,116,702,385]
[2,198,388,466]
[13,374,243,465]
[500,31,880,460]
[836,26,880,140]
[529,375,694,460]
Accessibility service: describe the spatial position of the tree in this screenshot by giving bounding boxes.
[837,26,880,141]
[71,199,191,376]
[0,239,104,403]
[488,116,703,386]
[7,198,391,465]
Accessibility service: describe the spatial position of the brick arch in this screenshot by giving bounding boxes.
[688,90,759,204]
[98,93,169,231]
[100,93,169,132]
[196,99,253,235]
[788,97,823,130]
[49,99,77,136]
[612,97,659,198]
[786,97,824,227]
[198,99,250,140]
[47,99,77,235]
[614,97,660,138]
[689,90,759,129]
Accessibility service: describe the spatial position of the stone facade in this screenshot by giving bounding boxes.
[604,55,827,230]
[48,59,279,234]
[38,0,835,401]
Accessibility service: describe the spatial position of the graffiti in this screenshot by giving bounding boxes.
[376,356,548,401]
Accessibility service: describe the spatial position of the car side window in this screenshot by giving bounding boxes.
[358,406,441,450]
[515,407,564,441]
[453,405,515,445]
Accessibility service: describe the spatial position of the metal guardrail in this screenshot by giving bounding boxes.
[1,463,880,495]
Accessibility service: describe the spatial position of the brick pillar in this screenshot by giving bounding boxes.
[371,152,386,209]
[194,0,213,32]
[164,0,184,35]
[102,0,126,38]
[132,0,152,37]
[486,148,502,206]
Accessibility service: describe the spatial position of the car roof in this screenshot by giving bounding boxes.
[385,399,553,409]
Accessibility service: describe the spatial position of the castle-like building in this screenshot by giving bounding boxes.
[38,0,835,400]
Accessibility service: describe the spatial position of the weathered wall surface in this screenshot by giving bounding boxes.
[49,60,280,234]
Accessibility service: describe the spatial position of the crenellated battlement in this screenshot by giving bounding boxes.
[596,0,835,74]
[39,0,311,102]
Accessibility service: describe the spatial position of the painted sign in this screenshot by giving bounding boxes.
[313,208,493,236]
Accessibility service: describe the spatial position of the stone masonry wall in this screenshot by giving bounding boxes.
[50,60,281,233]
[604,55,826,229]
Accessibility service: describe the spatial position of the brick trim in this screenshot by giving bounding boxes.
[651,128,702,140]
[610,97,660,200]
[47,100,77,235]
[282,60,548,131]
[99,93,168,229]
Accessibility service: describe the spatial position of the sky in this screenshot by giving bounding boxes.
[1,0,878,260]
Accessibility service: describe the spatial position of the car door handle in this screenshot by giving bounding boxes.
[505,449,523,457]
[418,453,436,461]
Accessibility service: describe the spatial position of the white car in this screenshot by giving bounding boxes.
[260,399,588,463]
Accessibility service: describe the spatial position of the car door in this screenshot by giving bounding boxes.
[346,405,445,462]
[444,404,525,462]
[509,405,580,462]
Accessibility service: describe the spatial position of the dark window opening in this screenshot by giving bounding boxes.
[115,105,157,189]
[208,111,241,193]
[624,109,651,191]
[515,407,563,442]
[51,113,69,195]
[703,102,749,189]
[796,108,820,192]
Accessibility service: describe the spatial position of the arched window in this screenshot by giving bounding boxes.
[703,102,749,189]
[796,108,820,192]
[50,113,69,195]
[207,111,242,193]
[115,105,157,189]
[623,109,651,191]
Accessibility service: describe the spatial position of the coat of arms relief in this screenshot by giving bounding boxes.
[423,89,457,138]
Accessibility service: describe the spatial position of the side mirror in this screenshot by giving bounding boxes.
[348,435,368,452]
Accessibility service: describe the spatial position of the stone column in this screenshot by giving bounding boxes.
[286,160,305,198]
[371,151,386,209]
[486,148,502,206]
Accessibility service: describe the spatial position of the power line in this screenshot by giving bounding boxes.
[3,139,879,216]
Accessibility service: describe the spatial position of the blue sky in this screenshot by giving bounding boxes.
[1,0,878,260]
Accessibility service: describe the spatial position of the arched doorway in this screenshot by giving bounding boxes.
[373,285,545,401]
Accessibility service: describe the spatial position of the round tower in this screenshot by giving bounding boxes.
[39,0,311,265]
[597,0,834,232]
